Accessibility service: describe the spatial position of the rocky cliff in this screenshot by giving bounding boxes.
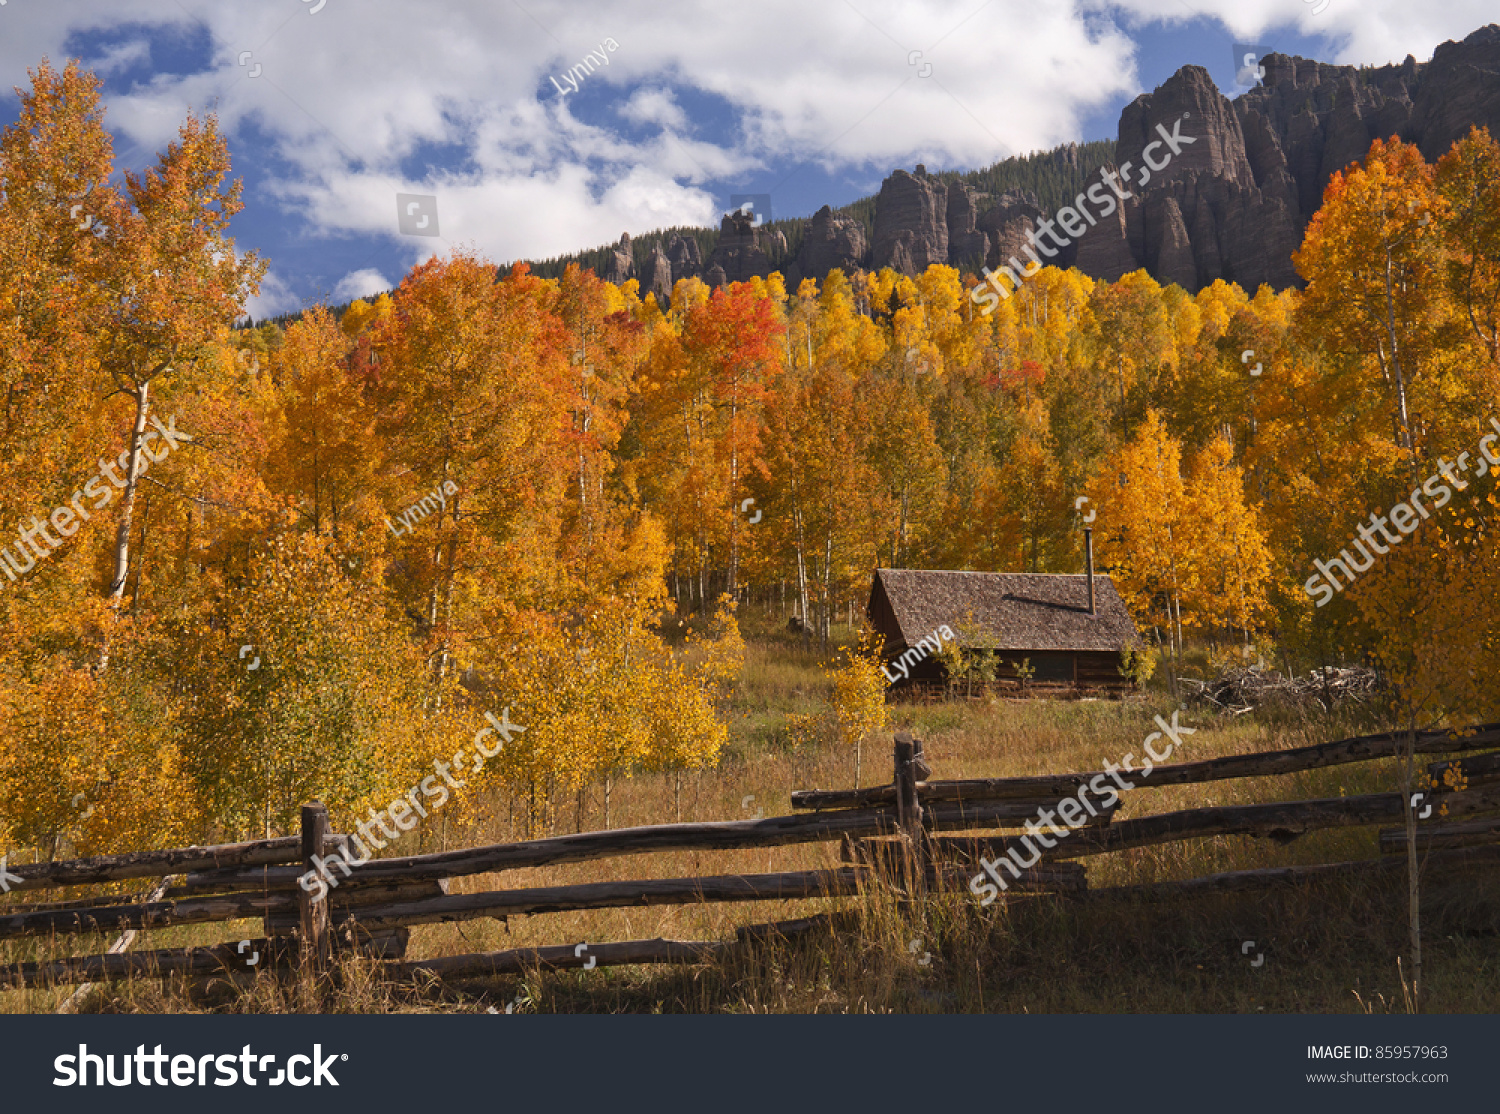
[583,24,1500,297]
[945,23,1498,294]
[871,165,950,274]
[1063,24,1500,292]
[795,205,868,284]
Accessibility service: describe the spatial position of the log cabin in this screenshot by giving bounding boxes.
[865,549,1144,696]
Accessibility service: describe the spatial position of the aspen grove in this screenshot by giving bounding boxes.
[2,62,1499,854]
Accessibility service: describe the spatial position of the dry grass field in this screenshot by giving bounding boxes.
[6,617,1500,1015]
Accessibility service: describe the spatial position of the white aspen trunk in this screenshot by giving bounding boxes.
[822,532,833,652]
[97,382,155,674]
[577,370,591,548]
[1381,246,1415,454]
[728,393,740,598]
[791,482,811,646]
[106,382,152,603]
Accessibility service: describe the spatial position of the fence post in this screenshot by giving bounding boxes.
[298,802,331,974]
[894,733,927,883]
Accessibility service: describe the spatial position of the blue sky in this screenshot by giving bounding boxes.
[0,0,1491,318]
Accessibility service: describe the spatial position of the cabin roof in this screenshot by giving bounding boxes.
[868,569,1143,654]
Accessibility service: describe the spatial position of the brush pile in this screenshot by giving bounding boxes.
[1181,665,1381,714]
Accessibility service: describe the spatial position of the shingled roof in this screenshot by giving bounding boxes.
[868,569,1142,653]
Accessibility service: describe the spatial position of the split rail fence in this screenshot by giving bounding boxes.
[3,721,1500,995]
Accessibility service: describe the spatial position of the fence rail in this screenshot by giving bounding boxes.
[790,722,1500,809]
[180,799,1065,892]
[1,836,303,893]
[3,721,1500,996]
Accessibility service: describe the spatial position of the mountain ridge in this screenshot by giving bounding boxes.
[525,24,1500,299]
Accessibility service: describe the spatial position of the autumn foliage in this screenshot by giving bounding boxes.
[3,59,1499,854]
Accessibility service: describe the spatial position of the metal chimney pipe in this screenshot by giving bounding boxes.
[1085,527,1096,616]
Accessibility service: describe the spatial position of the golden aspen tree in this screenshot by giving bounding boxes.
[263,307,381,543]
[680,282,783,599]
[1085,410,1190,672]
[758,270,883,647]
[1084,269,1174,432]
[91,110,264,631]
[826,628,890,787]
[1435,127,1500,369]
[1180,433,1273,645]
[1294,137,1447,461]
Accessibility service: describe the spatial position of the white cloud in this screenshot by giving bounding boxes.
[2,0,1142,263]
[332,268,393,302]
[617,87,689,131]
[1090,0,1497,64]
[0,0,1492,280]
[243,268,301,320]
[87,38,153,78]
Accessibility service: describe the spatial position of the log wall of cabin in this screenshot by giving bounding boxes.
[974,650,1133,689]
[1075,650,1131,687]
[882,644,1128,689]
[866,579,904,652]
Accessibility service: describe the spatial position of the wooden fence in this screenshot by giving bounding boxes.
[4,720,1500,994]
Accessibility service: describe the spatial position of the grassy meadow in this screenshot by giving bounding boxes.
[5,611,1500,1016]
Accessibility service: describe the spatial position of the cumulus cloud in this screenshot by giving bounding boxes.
[85,38,154,78]
[1087,0,1496,63]
[617,87,690,131]
[243,268,301,320]
[8,2,1143,248]
[332,268,393,302]
[0,0,1491,295]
